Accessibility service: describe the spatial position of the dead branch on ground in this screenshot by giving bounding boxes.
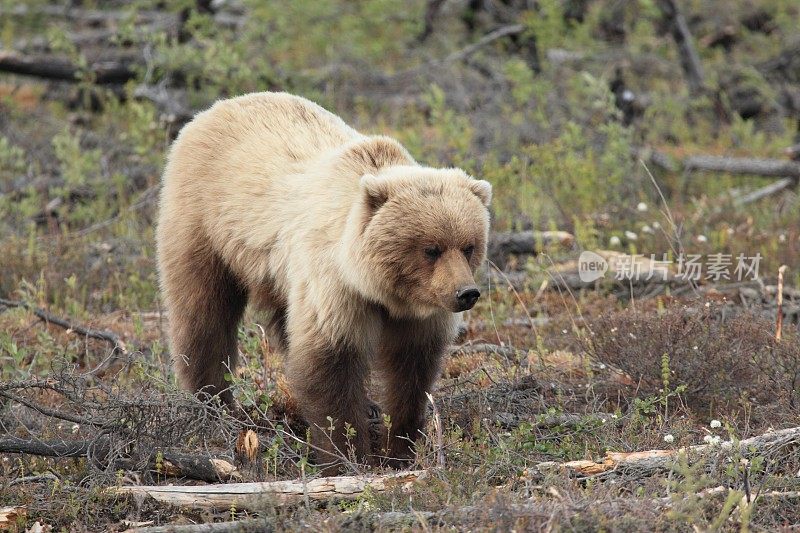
[445,24,524,63]
[0,298,127,355]
[734,177,796,205]
[0,373,244,483]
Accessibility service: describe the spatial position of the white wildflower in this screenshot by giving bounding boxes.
[696,235,708,243]
[624,230,638,241]
[710,419,721,429]
[663,434,675,443]
[641,224,654,234]
[703,435,714,444]
[72,423,80,434]
[610,235,621,246]
[652,221,661,229]
[779,234,787,243]
[693,346,698,350]
[637,202,648,212]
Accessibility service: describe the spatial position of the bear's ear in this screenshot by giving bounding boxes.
[467,179,492,207]
[360,173,392,214]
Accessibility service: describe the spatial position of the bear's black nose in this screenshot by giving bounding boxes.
[455,287,481,311]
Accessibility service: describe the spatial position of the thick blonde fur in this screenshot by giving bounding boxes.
[157,92,491,469]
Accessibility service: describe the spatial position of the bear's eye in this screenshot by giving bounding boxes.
[424,246,443,261]
[462,245,475,259]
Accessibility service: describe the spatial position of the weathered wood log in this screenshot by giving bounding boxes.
[113,470,427,510]
[655,0,705,95]
[123,520,269,533]
[0,51,137,84]
[0,437,237,483]
[532,425,800,478]
[685,155,800,179]
[0,437,91,458]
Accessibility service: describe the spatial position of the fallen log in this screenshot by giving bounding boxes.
[685,155,800,179]
[0,437,237,483]
[0,437,91,458]
[531,425,800,478]
[0,51,137,84]
[113,470,427,510]
[123,520,269,533]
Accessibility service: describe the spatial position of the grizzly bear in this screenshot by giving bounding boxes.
[156,92,491,469]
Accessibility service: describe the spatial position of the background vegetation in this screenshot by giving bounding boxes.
[0,0,798,530]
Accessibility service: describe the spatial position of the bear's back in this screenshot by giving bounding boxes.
[210,92,358,159]
[165,92,360,187]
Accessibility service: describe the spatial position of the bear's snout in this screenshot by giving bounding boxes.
[455,286,481,311]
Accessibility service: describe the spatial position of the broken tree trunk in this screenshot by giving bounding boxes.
[0,437,237,483]
[685,155,800,179]
[113,470,427,510]
[0,51,137,84]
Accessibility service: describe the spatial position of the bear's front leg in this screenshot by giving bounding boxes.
[377,313,455,465]
[284,311,373,474]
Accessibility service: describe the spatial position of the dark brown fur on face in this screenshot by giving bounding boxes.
[364,182,489,314]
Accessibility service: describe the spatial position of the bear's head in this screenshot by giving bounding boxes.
[346,166,492,318]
